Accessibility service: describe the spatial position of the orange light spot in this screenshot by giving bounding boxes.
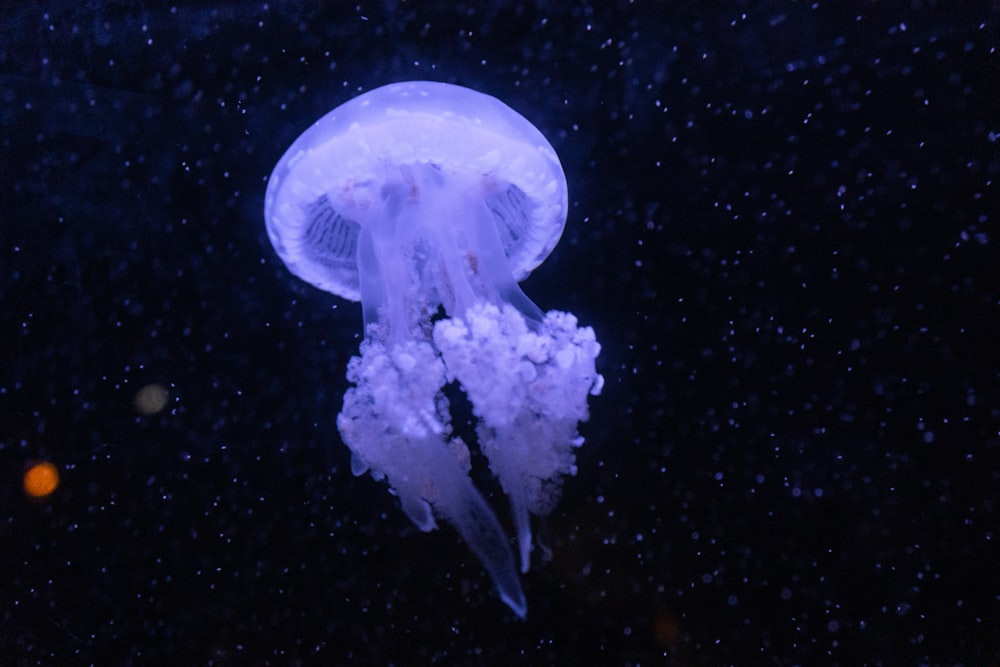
[651,609,682,648]
[24,461,60,498]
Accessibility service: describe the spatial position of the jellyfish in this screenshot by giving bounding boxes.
[264,81,603,618]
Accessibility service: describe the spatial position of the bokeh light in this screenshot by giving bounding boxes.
[23,461,60,498]
[133,383,170,416]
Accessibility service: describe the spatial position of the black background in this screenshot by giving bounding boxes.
[2,1,999,664]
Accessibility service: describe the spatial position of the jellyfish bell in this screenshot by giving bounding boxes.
[264,81,567,325]
[264,80,602,618]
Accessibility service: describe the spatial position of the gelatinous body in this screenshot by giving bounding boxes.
[265,81,603,617]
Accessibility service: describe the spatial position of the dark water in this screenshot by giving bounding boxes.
[2,2,998,664]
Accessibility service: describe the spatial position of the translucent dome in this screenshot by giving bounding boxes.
[264,80,568,302]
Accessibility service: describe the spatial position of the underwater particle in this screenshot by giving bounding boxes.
[134,383,170,415]
[23,461,60,498]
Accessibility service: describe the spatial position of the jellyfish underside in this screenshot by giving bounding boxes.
[334,162,602,618]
